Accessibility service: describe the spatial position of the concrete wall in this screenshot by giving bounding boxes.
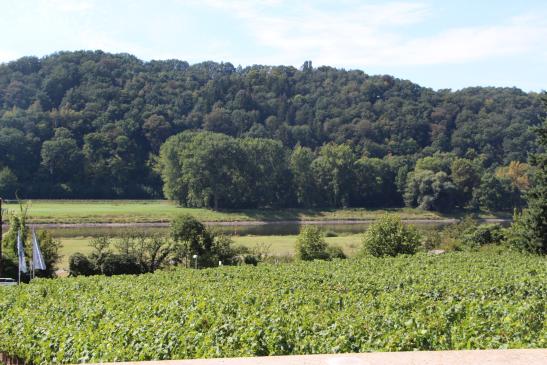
[90,349,546,365]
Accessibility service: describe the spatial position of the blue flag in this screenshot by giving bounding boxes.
[32,230,46,271]
[17,230,27,273]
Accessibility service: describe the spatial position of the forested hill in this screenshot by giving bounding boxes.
[0,51,544,202]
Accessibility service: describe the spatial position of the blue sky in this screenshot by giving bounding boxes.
[1,0,546,91]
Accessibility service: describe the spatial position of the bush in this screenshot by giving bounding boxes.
[170,214,215,267]
[115,231,174,273]
[421,229,442,250]
[361,215,421,257]
[461,224,504,249]
[100,254,141,276]
[243,255,259,266]
[326,245,346,259]
[503,211,540,254]
[69,253,96,276]
[295,226,329,260]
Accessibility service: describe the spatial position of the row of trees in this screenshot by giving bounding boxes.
[159,131,528,212]
[69,214,259,276]
[0,51,544,199]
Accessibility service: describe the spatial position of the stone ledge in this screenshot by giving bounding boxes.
[89,349,547,365]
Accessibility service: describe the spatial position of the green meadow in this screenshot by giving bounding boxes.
[2,199,508,224]
[3,199,444,223]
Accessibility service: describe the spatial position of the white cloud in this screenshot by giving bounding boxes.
[197,0,547,67]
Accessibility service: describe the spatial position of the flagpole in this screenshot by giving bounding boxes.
[17,229,20,284]
[31,229,35,280]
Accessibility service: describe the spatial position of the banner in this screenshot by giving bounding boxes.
[17,230,27,273]
[32,230,46,271]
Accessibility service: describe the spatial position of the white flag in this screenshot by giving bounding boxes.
[17,230,27,273]
[32,230,46,271]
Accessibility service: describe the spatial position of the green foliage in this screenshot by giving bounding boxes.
[1,201,62,278]
[0,252,545,363]
[88,235,112,271]
[311,144,355,207]
[159,132,289,209]
[325,245,347,259]
[353,157,400,207]
[0,167,18,198]
[0,51,542,208]
[70,231,175,276]
[473,173,522,211]
[289,145,317,207]
[460,224,504,249]
[114,231,174,273]
[451,158,480,206]
[404,169,458,212]
[505,96,547,254]
[69,252,96,276]
[170,214,213,266]
[170,214,241,267]
[3,202,30,255]
[295,226,329,260]
[503,211,532,253]
[100,254,141,276]
[361,215,421,257]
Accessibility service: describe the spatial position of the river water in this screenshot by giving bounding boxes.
[44,221,461,238]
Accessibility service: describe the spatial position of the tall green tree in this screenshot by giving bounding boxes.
[506,95,547,254]
[159,131,245,210]
[240,138,291,207]
[40,128,83,185]
[311,144,355,207]
[289,145,317,207]
[451,158,481,207]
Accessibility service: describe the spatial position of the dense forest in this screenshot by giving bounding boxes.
[0,51,544,211]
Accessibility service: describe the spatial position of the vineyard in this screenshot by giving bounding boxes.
[0,251,545,364]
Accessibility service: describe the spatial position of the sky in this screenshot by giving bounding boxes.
[0,0,546,91]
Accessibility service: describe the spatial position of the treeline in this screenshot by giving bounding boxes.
[159,131,528,212]
[0,51,544,202]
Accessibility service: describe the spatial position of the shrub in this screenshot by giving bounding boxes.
[100,254,141,276]
[69,253,96,276]
[295,226,329,260]
[361,215,421,257]
[170,214,215,267]
[88,236,112,271]
[243,255,259,266]
[326,245,346,259]
[421,229,442,250]
[208,235,238,266]
[503,211,539,254]
[115,231,174,273]
[461,224,504,249]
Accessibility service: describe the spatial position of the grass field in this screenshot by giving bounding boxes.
[2,199,509,224]
[56,234,363,269]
